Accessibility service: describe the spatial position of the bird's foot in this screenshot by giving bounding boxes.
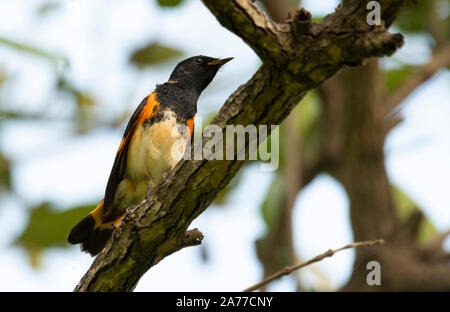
[124,205,139,223]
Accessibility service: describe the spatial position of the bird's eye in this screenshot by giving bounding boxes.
[195,58,203,64]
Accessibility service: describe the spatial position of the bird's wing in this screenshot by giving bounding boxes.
[103,93,160,218]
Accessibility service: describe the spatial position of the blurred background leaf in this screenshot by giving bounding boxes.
[14,202,96,267]
[395,0,449,44]
[157,0,184,7]
[392,186,437,244]
[57,77,98,134]
[0,37,68,72]
[260,173,285,230]
[0,153,11,194]
[38,1,60,16]
[395,0,433,34]
[130,42,183,68]
[385,65,415,93]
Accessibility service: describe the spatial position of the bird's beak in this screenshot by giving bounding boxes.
[208,57,234,66]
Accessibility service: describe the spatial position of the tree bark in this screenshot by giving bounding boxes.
[75,0,408,291]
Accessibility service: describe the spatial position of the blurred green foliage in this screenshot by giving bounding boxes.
[57,77,98,134]
[157,0,184,7]
[385,65,415,93]
[130,42,184,68]
[395,0,434,34]
[0,37,68,72]
[0,153,11,194]
[392,186,437,244]
[260,173,285,230]
[38,1,60,16]
[15,203,95,267]
[396,0,449,44]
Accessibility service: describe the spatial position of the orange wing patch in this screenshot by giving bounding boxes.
[88,200,124,229]
[117,137,127,154]
[89,200,104,226]
[187,118,194,137]
[104,92,160,218]
[117,93,159,155]
[137,92,159,125]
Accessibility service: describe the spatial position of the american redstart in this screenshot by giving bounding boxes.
[67,55,233,256]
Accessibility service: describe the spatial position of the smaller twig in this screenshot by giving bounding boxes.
[417,229,450,262]
[292,8,312,37]
[177,228,204,250]
[243,239,385,292]
[421,229,450,253]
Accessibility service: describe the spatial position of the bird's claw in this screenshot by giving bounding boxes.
[124,205,139,222]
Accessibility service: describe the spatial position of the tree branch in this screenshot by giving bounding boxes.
[343,0,414,27]
[75,0,408,291]
[202,0,287,66]
[244,239,385,292]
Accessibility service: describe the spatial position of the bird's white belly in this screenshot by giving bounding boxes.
[126,111,189,186]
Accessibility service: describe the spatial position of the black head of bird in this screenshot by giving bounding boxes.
[169,55,233,94]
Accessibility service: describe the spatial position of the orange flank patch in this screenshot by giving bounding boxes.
[89,200,125,229]
[187,118,194,137]
[117,92,159,155]
[118,137,127,153]
[113,215,125,227]
[89,200,105,226]
[137,92,160,125]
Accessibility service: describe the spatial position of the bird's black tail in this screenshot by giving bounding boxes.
[67,201,114,256]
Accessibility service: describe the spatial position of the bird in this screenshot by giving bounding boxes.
[67,55,233,256]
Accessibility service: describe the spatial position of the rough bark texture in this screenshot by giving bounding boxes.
[75,0,409,291]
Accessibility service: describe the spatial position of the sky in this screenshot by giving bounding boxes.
[0,0,448,291]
